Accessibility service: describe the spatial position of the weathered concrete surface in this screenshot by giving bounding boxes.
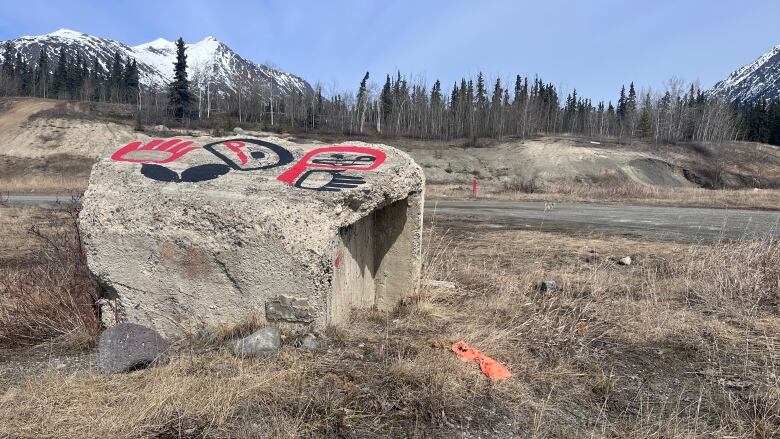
[79,136,424,337]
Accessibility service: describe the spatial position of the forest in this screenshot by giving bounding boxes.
[1,40,779,146]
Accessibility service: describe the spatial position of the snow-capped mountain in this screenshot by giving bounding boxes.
[710,44,780,103]
[0,28,312,96]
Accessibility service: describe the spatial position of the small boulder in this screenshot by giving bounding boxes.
[232,127,245,135]
[98,323,169,373]
[539,280,557,292]
[233,327,281,358]
[423,279,456,289]
[618,256,632,266]
[300,333,319,351]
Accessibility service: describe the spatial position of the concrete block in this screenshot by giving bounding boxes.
[79,137,424,337]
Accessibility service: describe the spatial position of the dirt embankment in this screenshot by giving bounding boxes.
[0,98,138,193]
[405,136,780,191]
[2,98,780,194]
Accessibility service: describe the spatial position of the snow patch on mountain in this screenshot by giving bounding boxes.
[1,29,311,96]
[710,44,780,103]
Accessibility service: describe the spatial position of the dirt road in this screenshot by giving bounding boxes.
[427,199,780,242]
[6,195,779,243]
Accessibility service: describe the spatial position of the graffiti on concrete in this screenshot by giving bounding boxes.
[276,146,387,192]
[111,139,198,163]
[111,139,386,192]
[203,139,295,171]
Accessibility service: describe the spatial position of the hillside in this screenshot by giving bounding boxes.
[0,29,312,96]
[710,43,780,102]
[1,98,779,206]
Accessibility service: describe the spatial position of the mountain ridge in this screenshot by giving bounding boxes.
[0,28,312,97]
[710,43,780,103]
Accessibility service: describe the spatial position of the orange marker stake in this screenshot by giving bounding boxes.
[451,341,511,380]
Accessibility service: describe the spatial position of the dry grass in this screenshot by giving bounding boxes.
[0,216,778,437]
[0,175,88,193]
[429,181,780,210]
[0,206,100,348]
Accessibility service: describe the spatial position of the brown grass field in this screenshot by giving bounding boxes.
[428,181,780,210]
[0,206,778,438]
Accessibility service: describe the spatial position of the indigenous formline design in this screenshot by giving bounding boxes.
[110,138,387,192]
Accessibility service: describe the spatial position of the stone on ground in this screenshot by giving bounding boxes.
[300,333,319,351]
[423,279,456,289]
[233,327,281,358]
[540,280,557,292]
[98,323,169,373]
[80,136,424,337]
[618,256,632,266]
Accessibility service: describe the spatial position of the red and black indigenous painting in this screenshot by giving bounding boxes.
[110,138,386,192]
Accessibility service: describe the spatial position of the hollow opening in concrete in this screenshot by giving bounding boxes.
[329,192,422,324]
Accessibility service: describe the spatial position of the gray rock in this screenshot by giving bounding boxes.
[233,327,281,358]
[265,295,314,323]
[300,333,319,351]
[98,323,169,373]
[232,127,245,135]
[618,256,632,266]
[423,279,456,289]
[540,280,557,292]
[80,137,424,337]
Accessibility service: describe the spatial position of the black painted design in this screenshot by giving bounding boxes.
[203,138,294,171]
[311,154,376,167]
[293,170,366,192]
[140,163,230,183]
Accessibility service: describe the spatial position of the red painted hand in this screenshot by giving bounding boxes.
[111,139,198,164]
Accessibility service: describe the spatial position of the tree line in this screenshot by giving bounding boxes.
[1,41,139,103]
[0,38,777,146]
[312,73,743,144]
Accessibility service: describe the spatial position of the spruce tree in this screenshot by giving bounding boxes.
[2,42,15,77]
[380,74,392,122]
[15,52,29,95]
[617,85,626,119]
[52,47,68,98]
[168,37,193,120]
[111,52,125,101]
[90,56,104,101]
[36,47,49,98]
[1,42,16,95]
[123,58,139,103]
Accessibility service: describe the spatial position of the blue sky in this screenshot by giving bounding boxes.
[0,0,778,103]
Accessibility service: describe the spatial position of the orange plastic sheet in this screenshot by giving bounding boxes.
[451,341,512,380]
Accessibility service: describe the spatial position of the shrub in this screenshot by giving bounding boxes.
[0,203,100,347]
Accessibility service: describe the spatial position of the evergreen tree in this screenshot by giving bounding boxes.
[1,42,15,77]
[450,82,459,111]
[90,56,104,101]
[380,74,392,122]
[617,85,626,119]
[15,51,30,95]
[168,37,194,120]
[1,42,17,95]
[52,47,68,98]
[638,93,653,138]
[36,47,50,98]
[627,82,638,117]
[430,79,442,109]
[123,58,139,103]
[109,51,123,102]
